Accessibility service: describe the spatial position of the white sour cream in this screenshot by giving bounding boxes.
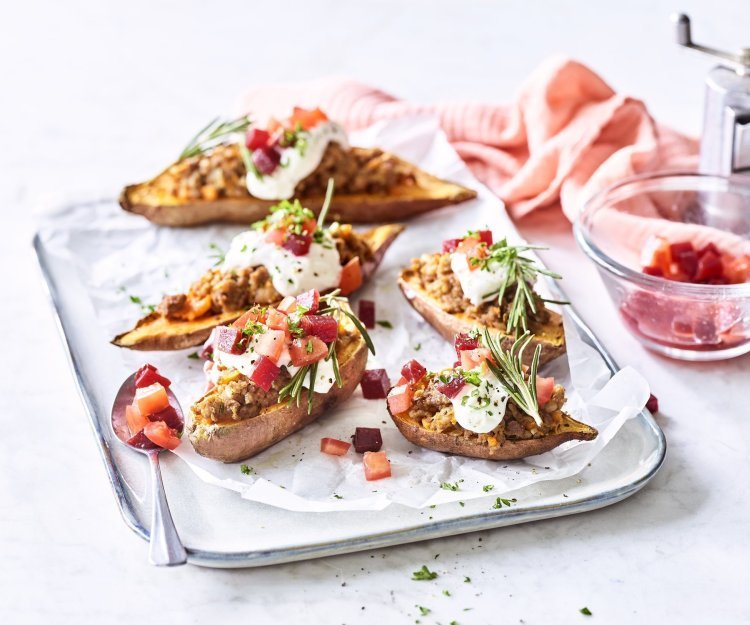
[450,253,509,306]
[222,229,342,297]
[451,370,510,434]
[246,121,349,200]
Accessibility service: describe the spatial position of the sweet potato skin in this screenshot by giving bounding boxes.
[398,268,566,366]
[188,331,368,463]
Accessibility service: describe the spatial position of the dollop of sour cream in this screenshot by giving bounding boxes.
[450,253,509,307]
[451,369,510,434]
[222,228,342,298]
[246,121,349,200]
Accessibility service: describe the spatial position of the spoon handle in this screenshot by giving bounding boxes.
[147,451,187,566]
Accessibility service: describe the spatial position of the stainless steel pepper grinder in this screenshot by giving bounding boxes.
[673,13,750,175]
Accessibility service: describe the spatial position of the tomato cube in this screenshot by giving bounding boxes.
[698,242,721,258]
[143,421,181,450]
[400,359,426,384]
[535,376,555,406]
[724,254,750,284]
[640,235,671,272]
[215,326,244,354]
[134,364,171,389]
[296,289,320,314]
[320,437,351,456]
[694,250,723,282]
[246,128,270,150]
[642,265,664,277]
[360,369,390,399]
[339,257,363,296]
[358,300,375,329]
[671,246,699,280]
[134,383,170,417]
[289,336,328,367]
[283,233,312,256]
[278,296,298,314]
[442,238,462,254]
[264,227,286,246]
[232,307,266,329]
[265,308,288,331]
[125,402,150,436]
[363,451,391,481]
[460,347,491,370]
[290,106,328,130]
[300,315,338,343]
[250,356,280,392]
[454,332,480,356]
[353,427,383,453]
[476,230,493,246]
[387,383,413,414]
[252,146,281,175]
[436,376,465,399]
[255,329,286,362]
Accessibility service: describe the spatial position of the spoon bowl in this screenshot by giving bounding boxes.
[111,372,187,566]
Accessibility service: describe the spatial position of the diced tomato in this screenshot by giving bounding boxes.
[363,451,391,481]
[535,376,555,406]
[339,257,363,295]
[456,237,486,270]
[320,437,351,456]
[296,289,320,314]
[442,238,462,254]
[476,230,493,246]
[460,347,491,370]
[436,376,465,399]
[302,218,318,236]
[642,265,664,277]
[215,326,244,354]
[353,427,383,453]
[300,315,338,343]
[400,359,426,384]
[265,227,286,246]
[149,405,183,432]
[125,402,150,436]
[360,369,390,399]
[454,332,480,356]
[387,383,413,414]
[694,250,723,282]
[143,421,181,450]
[255,329,286,362]
[358,300,375,329]
[290,106,328,130]
[724,254,750,284]
[250,356,281,392]
[698,242,720,258]
[278,296,298,314]
[282,233,312,256]
[395,376,408,386]
[265,308,288,332]
[246,128,271,151]
[134,364,171,389]
[232,308,266,329]
[134,383,170,417]
[266,117,283,135]
[640,235,672,273]
[670,242,699,280]
[289,336,328,366]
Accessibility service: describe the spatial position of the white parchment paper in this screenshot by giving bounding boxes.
[38,116,649,512]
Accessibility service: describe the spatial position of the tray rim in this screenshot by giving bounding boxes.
[32,216,667,569]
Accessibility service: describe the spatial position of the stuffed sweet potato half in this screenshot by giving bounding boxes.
[399,229,566,366]
[386,331,596,460]
[120,108,476,226]
[113,192,403,350]
[188,290,372,463]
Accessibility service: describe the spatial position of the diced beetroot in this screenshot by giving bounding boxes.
[672,247,699,280]
[358,300,375,329]
[246,128,271,151]
[300,315,338,343]
[250,356,280,392]
[283,233,312,256]
[134,364,171,389]
[454,332,480,357]
[694,250,723,282]
[646,393,659,413]
[642,265,664,277]
[353,427,383,453]
[442,238,462,254]
[296,289,320,314]
[400,359,426,384]
[252,146,281,175]
[436,376,465,399]
[360,369,390,399]
[669,241,694,257]
[215,326,244,354]
[126,430,160,450]
[698,242,721,258]
[477,230,493,246]
[149,405,183,432]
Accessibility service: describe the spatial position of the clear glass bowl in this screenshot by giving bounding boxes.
[574,172,750,361]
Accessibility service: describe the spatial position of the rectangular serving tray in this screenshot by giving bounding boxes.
[33,202,665,568]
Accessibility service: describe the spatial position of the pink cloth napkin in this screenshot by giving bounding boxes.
[238,57,699,221]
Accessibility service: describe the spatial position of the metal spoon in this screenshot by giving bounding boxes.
[111,373,187,566]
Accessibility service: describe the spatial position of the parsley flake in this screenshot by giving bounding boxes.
[411,565,438,581]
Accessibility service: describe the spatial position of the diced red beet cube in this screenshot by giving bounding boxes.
[134,364,172,389]
[246,128,271,151]
[454,332,480,357]
[358,300,375,329]
[442,238,462,254]
[436,376,465,398]
[252,146,281,175]
[360,369,390,399]
[215,326,244,354]
[694,251,723,282]
[401,359,426,384]
[126,430,160,450]
[283,233,312,256]
[672,248,699,280]
[300,315,338,343]
[477,230,493,246]
[642,265,664,277]
[296,289,320,314]
[669,241,694,257]
[250,356,280,392]
[646,393,659,413]
[353,427,383,453]
[698,242,721,258]
[149,405,183,432]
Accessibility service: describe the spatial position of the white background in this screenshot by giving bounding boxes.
[2,1,749,624]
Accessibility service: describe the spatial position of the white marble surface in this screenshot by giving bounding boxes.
[1,1,749,623]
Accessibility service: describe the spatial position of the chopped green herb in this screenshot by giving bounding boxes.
[440,480,462,492]
[208,242,225,266]
[483,484,494,492]
[376,320,393,329]
[417,606,430,616]
[492,497,517,509]
[240,464,254,475]
[442,589,451,596]
[463,576,471,583]
[129,295,142,304]
[450,621,458,625]
[305,339,314,354]
[458,501,465,507]
[333,494,343,499]
[411,565,438,581]
[580,607,592,616]
[414,343,422,351]
[187,352,200,360]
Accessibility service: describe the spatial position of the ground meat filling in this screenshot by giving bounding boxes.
[157,230,373,320]
[155,143,414,202]
[407,376,567,447]
[408,253,551,330]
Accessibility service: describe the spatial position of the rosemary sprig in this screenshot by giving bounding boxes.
[318,291,376,356]
[483,329,543,427]
[179,115,252,160]
[307,361,318,413]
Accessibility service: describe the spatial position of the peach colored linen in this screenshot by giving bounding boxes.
[237,57,699,221]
